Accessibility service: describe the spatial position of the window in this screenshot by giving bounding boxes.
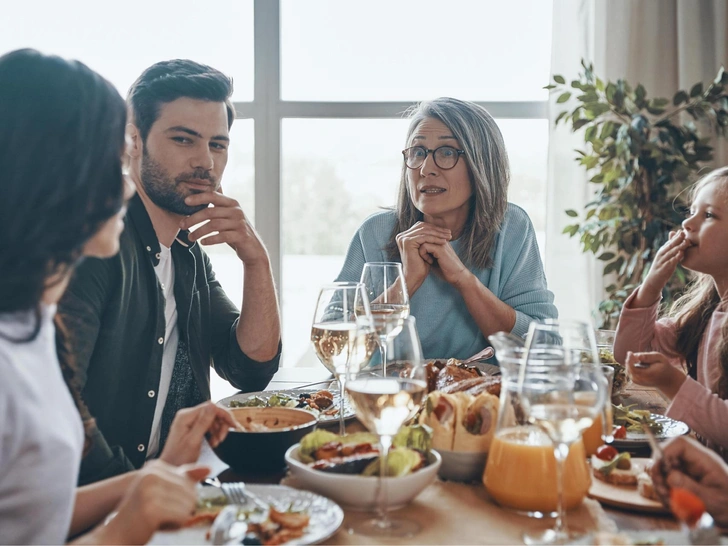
[2,0,553,398]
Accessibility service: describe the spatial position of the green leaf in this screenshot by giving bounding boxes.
[555,110,569,125]
[557,92,572,103]
[544,84,557,90]
[585,125,598,142]
[690,82,704,97]
[553,75,566,84]
[565,209,579,217]
[598,252,616,261]
[562,224,580,237]
[573,119,590,130]
[673,90,689,106]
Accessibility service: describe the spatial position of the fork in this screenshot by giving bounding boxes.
[641,423,721,545]
[221,482,270,514]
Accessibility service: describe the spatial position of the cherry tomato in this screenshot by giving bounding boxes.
[613,425,627,439]
[595,445,619,461]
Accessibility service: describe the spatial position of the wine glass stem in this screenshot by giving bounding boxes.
[379,337,387,377]
[336,375,347,436]
[553,442,570,536]
[376,435,393,527]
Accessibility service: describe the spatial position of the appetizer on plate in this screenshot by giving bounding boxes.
[590,445,659,501]
[297,425,433,477]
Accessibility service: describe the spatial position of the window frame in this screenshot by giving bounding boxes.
[241,0,549,293]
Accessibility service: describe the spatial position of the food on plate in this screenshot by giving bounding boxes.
[246,506,311,545]
[591,451,639,486]
[184,494,229,527]
[185,493,311,545]
[613,425,627,439]
[599,349,628,394]
[419,390,499,452]
[297,425,433,477]
[595,444,619,461]
[591,447,664,503]
[637,470,660,501]
[229,389,339,416]
[612,404,665,435]
[418,392,458,450]
[425,358,494,392]
[670,487,706,527]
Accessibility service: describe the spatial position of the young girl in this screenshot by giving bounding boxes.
[614,166,728,453]
[0,49,236,544]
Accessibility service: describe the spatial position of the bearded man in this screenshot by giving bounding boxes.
[58,60,281,485]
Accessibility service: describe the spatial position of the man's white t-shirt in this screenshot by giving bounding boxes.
[147,243,179,458]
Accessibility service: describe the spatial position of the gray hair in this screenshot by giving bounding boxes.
[385,97,510,269]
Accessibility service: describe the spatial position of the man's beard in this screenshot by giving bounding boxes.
[140,150,218,216]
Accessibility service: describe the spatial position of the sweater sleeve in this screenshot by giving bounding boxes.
[613,289,682,365]
[497,206,558,338]
[667,377,728,448]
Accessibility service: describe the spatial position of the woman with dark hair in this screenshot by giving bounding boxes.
[0,49,236,544]
[337,98,557,359]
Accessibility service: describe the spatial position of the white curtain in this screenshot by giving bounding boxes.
[546,0,728,324]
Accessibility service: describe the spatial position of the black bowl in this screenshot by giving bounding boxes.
[213,407,318,473]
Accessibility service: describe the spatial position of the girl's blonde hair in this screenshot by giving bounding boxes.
[669,166,728,397]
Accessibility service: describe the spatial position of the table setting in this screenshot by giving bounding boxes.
[150,262,712,545]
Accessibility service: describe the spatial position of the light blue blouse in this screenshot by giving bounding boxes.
[335,204,558,359]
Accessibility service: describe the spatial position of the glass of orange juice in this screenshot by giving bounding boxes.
[581,366,614,455]
[484,426,591,515]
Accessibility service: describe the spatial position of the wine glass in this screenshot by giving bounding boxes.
[359,262,410,375]
[310,282,372,435]
[519,321,608,545]
[346,316,426,538]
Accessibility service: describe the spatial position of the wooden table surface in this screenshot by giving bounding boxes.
[209,367,681,535]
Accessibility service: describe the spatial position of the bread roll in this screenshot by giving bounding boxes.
[419,392,458,450]
[452,392,499,452]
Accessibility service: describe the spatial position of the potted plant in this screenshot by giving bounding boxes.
[548,61,728,327]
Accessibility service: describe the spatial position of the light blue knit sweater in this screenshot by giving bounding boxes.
[335,204,558,360]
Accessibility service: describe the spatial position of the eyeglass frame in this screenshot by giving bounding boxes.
[401,145,466,171]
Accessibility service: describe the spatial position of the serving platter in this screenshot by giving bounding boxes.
[219,381,355,425]
[588,457,669,514]
[611,414,690,449]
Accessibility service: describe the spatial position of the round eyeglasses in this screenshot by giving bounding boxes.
[402,145,465,170]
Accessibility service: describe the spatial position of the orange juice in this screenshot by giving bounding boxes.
[582,404,613,456]
[483,427,591,513]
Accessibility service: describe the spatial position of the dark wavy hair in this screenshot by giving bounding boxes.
[0,49,127,451]
[127,58,235,142]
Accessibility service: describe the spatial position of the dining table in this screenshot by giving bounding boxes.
[197,366,684,545]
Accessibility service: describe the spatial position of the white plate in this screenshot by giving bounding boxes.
[219,381,355,425]
[611,414,690,449]
[149,484,344,545]
[588,458,669,514]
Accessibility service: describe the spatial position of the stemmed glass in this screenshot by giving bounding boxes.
[310,282,373,435]
[519,320,608,545]
[359,262,410,375]
[346,316,426,538]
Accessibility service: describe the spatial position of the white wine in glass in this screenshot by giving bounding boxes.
[310,282,373,435]
[360,262,409,374]
[346,316,426,539]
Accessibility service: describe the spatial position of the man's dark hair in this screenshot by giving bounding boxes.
[127,59,235,142]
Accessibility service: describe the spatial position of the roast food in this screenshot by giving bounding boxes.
[425,358,500,397]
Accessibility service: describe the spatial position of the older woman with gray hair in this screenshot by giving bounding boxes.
[336,97,557,359]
